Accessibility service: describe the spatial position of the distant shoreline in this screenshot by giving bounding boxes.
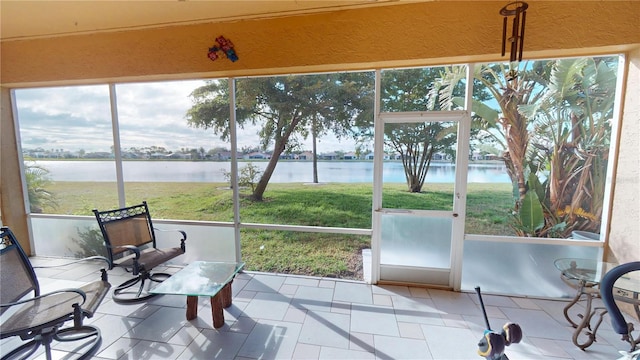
[29,158,505,164]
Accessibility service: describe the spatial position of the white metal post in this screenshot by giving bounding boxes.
[228,78,242,262]
[450,63,474,291]
[108,84,126,207]
[370,69,383,284]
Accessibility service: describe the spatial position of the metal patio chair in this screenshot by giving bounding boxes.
[93,201,186,303]
[0,226,111,360]
[600,261,640,359]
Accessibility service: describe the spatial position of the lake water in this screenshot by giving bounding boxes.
[33,160,511,183]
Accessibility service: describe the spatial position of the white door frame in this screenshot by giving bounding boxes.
[370,64,474,290]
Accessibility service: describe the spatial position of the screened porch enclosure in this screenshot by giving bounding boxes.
[16,56,621,298]
[28,215,603,298]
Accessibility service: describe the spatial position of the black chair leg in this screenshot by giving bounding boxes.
[150,272,171,283]
[1,339,41,360]
[54,325,102,360]
[113,276,155,303]
[112,272,171,304]
[1,327,55,360]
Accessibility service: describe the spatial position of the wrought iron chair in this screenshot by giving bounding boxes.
[600,261,640,359]
[93,201,186,303]
[0,226,111,360]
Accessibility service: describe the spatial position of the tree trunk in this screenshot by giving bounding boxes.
[498,84,529,206]
[312,126,318,183]
[251,142,285,201]
[409,180,422,193]
[251,115,302,201]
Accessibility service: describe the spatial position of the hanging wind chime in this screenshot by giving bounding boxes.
[499,1,528,80]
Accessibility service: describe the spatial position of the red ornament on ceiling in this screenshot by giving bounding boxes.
[208,36,238,62]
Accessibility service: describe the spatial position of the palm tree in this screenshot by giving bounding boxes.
[520,57,617,236]
[473,63,547,206]
[440,57,616,237]
[24,159,58,213]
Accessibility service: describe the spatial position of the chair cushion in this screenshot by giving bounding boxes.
[114,247,184,272]
[1,278,111,338]
[79,280,111,316]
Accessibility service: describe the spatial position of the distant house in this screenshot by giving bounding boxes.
[166,152,191,159]
[214,151,232,160]
[298,151,314,160]
[343,152,357,160]
[121,151,139,159]
[279,153,296,160]
[85,151,112,159]
[245,152,269,160]
[321,152,338,160]
[364,152,392,160]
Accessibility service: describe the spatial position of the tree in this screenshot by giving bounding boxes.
[386,122,457,192]
[380,66,465,192]
[186,73,373,201]
[440,62,547,215]
[517,57,617,236]
[473,62,547,204]
[441,58,617,237]
[307,72,375,183]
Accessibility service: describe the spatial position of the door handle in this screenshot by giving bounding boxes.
[380,209,413,214]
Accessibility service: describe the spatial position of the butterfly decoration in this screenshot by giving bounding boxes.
[208,36,238,62]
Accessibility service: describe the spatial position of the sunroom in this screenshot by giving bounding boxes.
[1,0,639,328]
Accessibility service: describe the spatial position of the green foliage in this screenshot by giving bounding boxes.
[512,189,545,236]
[381,66,464,193]
[186,74,374,201]
[221,162,263,192]
[239,163,263,192]
[23,159,58,213]
[520,57,617,236]
[71,227,107,258]
[449,57,618,238]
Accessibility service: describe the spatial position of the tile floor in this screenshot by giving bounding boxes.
[2,257,639,360]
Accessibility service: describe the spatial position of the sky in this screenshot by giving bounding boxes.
[15,79,362,155]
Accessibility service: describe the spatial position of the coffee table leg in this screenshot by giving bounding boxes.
[222,281,233,308]
[186,296,198,320]
[211,292,225,328]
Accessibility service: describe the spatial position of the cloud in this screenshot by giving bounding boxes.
[14,79,365,154]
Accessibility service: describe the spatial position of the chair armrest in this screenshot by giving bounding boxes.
[600,261,640,336]
[154,228,187,251]
[0,288,87,309]
[32,256,110,281]
[154,228,187,240]
[115,245,141,259]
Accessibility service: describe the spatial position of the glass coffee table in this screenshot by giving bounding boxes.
[554,258,640,350]
[151,261,245,328]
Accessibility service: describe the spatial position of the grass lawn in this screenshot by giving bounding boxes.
[42,181,515,279]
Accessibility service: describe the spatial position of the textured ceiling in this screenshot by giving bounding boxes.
[1,0,419,41]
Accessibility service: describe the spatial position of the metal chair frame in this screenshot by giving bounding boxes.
[93,201,186,303]
[600,261,640,354]
[0,226,111,360]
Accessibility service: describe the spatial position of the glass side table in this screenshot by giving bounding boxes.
[151,261,245,328]
[554,258,640,350]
